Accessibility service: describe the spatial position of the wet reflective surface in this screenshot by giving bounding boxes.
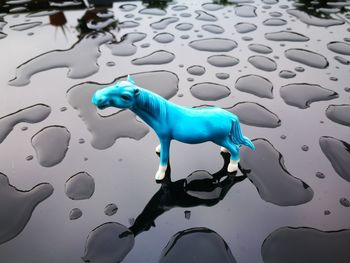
[0,0,349,262]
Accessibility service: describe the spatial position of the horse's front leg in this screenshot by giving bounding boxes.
[155,139,170,181]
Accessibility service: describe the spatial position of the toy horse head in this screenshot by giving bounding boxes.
[91,75,140,109]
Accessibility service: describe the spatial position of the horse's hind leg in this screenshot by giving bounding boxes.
[219,139,240,173]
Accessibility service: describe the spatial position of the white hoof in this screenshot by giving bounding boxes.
[221,147,229,153]
[228,159,239,173]
[155,144,161,153]
[155,165,167,181]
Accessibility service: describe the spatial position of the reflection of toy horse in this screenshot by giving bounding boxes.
[92,75,255,181]
[129,152,247,236]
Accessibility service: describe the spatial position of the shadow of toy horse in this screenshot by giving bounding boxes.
[129,152,246,236]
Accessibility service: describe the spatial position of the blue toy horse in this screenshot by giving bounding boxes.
[92,75,255,181]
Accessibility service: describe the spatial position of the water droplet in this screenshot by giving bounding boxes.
[139,8,167,16]
[132,50,175,65]
[190,82,231,101]
[202,3,224,11]
[280,135,287,140]
[340,197,350,207]
[207,55,239,67]
[329,76,338,81]
[285,48,329,69]
[108,32,146,56]
[60,106,67,112]
[262,227,350,263]
[104,203,118,216]
[189,38,237,52]
[280,83,338,109]
[263,18,287,26]
[119,4,137,12]
[325,104,350,126]
[82,222,134,263]
[187,77,194,82]
[78,138,85,144]
[234,22,257,33]
[334,56,350,65]
[287,9,344,27]
[345,87,350,92]
[65,172,95,200]
[21,126,28,131]
[235,5,257,17]
[265,31,309,41]
[235,74,274,98]
[327,41,350,55]
[175,22,193,31]
[248,55,277,71]
[201,24,224,34]
[324,210,331,215]
[180,34,190,39]
[160,228,236,262]
[295,66,305,72]
[67,71,178,149]
[279,70,296,78]
[10,21,42,31]
[195,10,217,21]
[9,32,114,86]
[248,43,273,54]
[150,17,179,30]
[25,155,33,161]
[227,102,281,128]
[319,136,350,183]
[184,210,191,219]
[316,172,325,179]
[180,12,191,18]
[69,208,82,220]
[171,5,188,11]
[153,32,175,43]
[187,65,206,76]
[0,172,53,245]
[301,145,309,151]
[0,104,51,144]
[31,125,70,167]
[140,43,150,48]
[269,11,282,17]
[87,18,116,31]
[216,73,230,79]
[119,21,139,29]
[27,10,60,17]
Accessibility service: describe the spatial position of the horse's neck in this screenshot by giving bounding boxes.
[131,90,167,128]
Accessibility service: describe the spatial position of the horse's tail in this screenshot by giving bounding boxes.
[230,118,255,150]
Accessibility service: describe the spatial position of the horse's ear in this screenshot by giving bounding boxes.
[134,88,140,96]
[127,75,135,84]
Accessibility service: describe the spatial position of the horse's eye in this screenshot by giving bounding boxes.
[121,94,131,100]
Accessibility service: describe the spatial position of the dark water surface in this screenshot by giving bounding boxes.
[0,0,349,262]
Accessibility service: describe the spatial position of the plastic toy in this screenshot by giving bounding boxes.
[92,75,255,181]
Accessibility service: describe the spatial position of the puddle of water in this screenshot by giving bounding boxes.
[195,10,218,21]
[31,125,70,167]
[240,138,314,206]
[319,136,350,183]
[9,32,113,86]
[235,74,274,98]
[280,83,338,109]
[227,102,281,128]
[202,3,224,11]
[190,82,231,101]
[235,5,257,17]
[325,104,350,126]
[262,227,350,263]
[153,32,174,43]
[327,41,350,55]
[108,32,146,56]
[159,227,237,263]
[0,104,51,144]
[248,43,273,54]
[150,17,179,30]
[65,171,95,200]
[265,31,309,41]
[207,55,239,67]
[285,48,329,69]
[201,24,224,34]
[139,8,167,16]
[189,38,237,52]
[248,55,277,71]
[0,172,53,245]
[82,222,134,263]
